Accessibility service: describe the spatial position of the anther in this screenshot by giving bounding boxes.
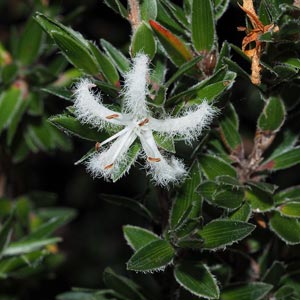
[104,163,114,169]
[147,157,161,162]
[106,114,119,119]
[138,118,149,126]
[95,142,101,151]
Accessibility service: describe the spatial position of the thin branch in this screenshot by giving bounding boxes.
[128,0,141,32]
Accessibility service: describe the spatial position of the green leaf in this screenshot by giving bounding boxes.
[123,225,160,251]
[221,282,273,300]
[219,104,242,152]
[153,133,175,153]
[262,261,286,287]
[149,19,193,66]
[41,86,73,101]
[89,43,120,86]
[17,17,44,65]
[0,86,23,134]
[35,13,100,75]
[259,147,300,171]
[269,212,300,245]
[199,180,244,210]
[215,41,230,71]
[127,239,175,272]
[174,262,219,299]
[51,31,99,75]
[198,154,237,180]
[274,186,300,205]
[111,142,141,182]
[131,22,156,59]
[167,67,236,106]
[278,202,300,218]
[101,39,130,74]
[274,286,295,300]
[198,219,255,250]
[6,97,28,146]
[245,184,274,212]
[191,0,215,52]
[3,237,61,256]
[170,160,202,229]
[101,194,153,221]
[0,214,14,257]
[104,0,128,18]
[214,0,230,20]
[165,56,203,88]
[229,202,252,222]
[103,267,145,300]
[49,114,109,141]
[21,217,70,242]
[140,0,157,21]
[258,96,286,132]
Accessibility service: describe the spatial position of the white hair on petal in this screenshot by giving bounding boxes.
[86,130,138,180]
[73,78,122,129]
[146,156,187,187]
[122,53,150,117]
[150,101,217,143]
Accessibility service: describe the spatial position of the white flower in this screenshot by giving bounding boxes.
[73,53,216,186]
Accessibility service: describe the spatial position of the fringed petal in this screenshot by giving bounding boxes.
[122,53,149,118]
[138,129,186,186]
[74,79,124,128]
[149,101,216,144]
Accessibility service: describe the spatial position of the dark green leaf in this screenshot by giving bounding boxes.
[219,104,242,152]
[199,180,244,210]
[140,0,157,21]
[41,86,73,101]
[101,194,153,221]
[123,225,159,251]
[101,39,130,74]
[174,262,219,299]
[103,267,145,300]
[278,202,300,218]
[170,160,202,229]
[191,0,215,52]
[229,202,252,222]
[262,261,286,287]
[3,237,61,256]
[165,56,203,88]
[221,282,273,300]
[111,142,141,182]
[49,114,108,141]
[274,186,300,205]
[258,97,286,132]
[0,86,23,134]
[127,239,174,272]
[245,184,274,212]
[269,212,300,245]
[214,0,230,20]
[51,31,99,75]
[104,0,128,18]
[260,147,300,171]
[198,219,255,250]
[17,17,44,65]
[0,214,14,257]
[89,43,120,86]
[131,22,156,59]
[198,154,237,180]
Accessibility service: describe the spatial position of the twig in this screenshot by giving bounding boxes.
[128,0,141,32]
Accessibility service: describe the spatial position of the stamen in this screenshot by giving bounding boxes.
[95,142,101,151]
[106,114,119,119]
[104,163,114,169]
[138,118,149,126]
[147,157,161,162]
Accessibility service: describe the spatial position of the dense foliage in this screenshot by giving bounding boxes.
[1,0,300,299]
